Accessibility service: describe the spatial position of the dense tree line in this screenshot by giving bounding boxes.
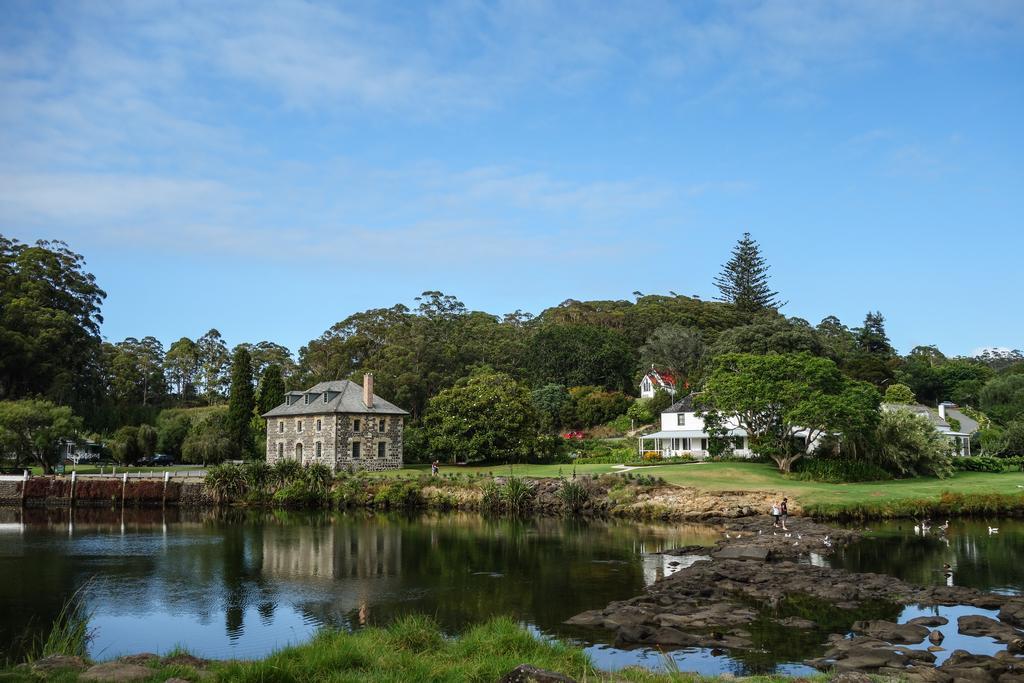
[2,232,1023,470]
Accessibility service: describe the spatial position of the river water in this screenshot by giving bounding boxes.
[0,508,1020,674]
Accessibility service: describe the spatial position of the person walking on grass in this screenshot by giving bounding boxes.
[779,497,789,531]
[771,502,781,528]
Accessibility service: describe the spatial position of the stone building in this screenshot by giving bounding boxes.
[262,374,408,472]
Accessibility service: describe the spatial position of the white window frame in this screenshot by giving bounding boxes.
[677,413,686,426]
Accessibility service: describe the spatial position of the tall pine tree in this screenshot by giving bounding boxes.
[256,364,286,415]
[227,345,255,458]
[713,232,784,313]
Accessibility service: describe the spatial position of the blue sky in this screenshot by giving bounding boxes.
[1,1,1022,358]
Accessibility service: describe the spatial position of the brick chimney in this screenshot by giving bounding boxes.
[363,373,374,408]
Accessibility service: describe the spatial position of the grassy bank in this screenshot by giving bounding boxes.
[10,615,825,682]
[378,462,1024,519]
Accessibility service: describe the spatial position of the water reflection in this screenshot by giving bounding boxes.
[0,508,720,664]
[4,508,1017,674]
[832,518,1024,595]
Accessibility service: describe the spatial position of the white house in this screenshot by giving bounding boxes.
[637,393,831,460]
[639,367,677,399]
[882,402,975,455]
[637,394,753,458]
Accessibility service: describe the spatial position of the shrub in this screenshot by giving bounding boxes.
[557,480,589,513]
[271,459,302,486]
[205,463,246,502]
[479,480,502,512]
[953,455,1006,473]
[642,451,661,463]
[500,477,535,514]
[871,408,954,478]
[243,461,272,493]
[373,481,425,509]
[789,458,892,483]
[273,480,328,508]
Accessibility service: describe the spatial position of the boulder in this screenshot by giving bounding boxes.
[29,654,87,673]
[929,630,945,644]
[564,610,605,628]
[498,664,577,683]
[80,662,154,682]
[851,620,929,644]
[161,653,209,669]
[118,653,159,666]
[958,614,1024,644]
[910,616,950,627]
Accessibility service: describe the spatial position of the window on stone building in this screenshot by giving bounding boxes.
[378,418,385,432]
[295,442,303,460]
[377,441,386,458]
[353,418,361,432]
[304,394,310,405]
[297,420,303,432]
[352,441,361,459]
[278,421,284,433]
[277,443,283,458]
[316,442,322,458]
[316,419,322,432]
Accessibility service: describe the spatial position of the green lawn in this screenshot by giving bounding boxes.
[374,461,1024,507]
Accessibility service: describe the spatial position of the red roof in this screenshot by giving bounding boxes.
[645,370,676,387]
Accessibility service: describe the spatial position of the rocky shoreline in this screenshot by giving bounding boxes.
[567,515,1024,682]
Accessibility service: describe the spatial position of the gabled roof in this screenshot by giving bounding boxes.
[882,403,951,430]
[643,369,676,387]
[262,380,409,417]
[664,393,699,413]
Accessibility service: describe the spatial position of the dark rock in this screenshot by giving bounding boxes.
[712,545,769,561]
[774,616,816,629]
[910,616,950,627]
[563,610,605,628]
[118,653,159,666]
[929,630,945,644]
[851,619,929,644]
[497,664,578,683]
[958,614,1024,644]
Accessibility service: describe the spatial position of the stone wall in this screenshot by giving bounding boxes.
[266,412,339,468]
[333,414,404,472]
[266,412,404,472]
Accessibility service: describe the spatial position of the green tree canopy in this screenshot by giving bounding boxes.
[639,324,704,385]
[423,369,540,464]
[0,399,83,473]
[256,364,286,416]
[708,316,825,359]
[872,408,954,478]
[698,353,880,472]
[530,384,570,433]
[164,337,201,403]
[713,232,784,313]
[883,383,916,404]
[227,345,255,457]
[980,374,1024,425]
[0,237,106,405]
[529,324,635,391]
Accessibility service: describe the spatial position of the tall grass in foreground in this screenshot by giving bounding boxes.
[29,583,93,662]
[211,615,826,683]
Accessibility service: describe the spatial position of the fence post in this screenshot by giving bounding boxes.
[121,472,128,509]
[162,471,169,508]
[20,470,27,507]
[70,470,76,508]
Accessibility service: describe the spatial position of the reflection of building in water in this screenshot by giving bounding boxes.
[641,552,707,586]
[261,523,402,581]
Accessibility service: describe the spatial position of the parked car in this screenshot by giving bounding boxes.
[562,431,586,440]
[138,454,175,467]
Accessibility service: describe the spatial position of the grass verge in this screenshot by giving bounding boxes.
[7,614,829,682]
